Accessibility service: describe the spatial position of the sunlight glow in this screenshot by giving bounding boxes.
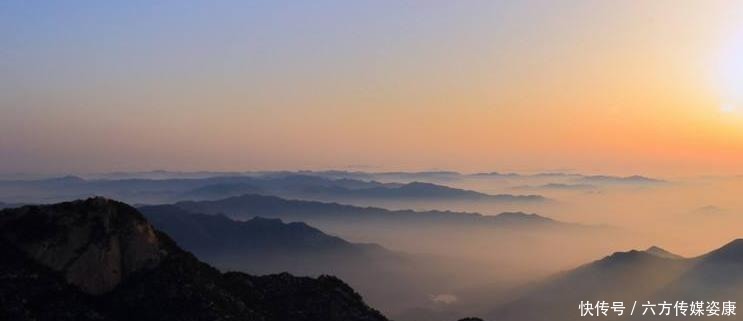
[717,26,743,104]
[721,103,737,113]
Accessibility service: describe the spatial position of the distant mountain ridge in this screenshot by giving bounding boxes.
[305,181,545,201]
[181,180,548,203]
[0,173,547,205]
[138,204,482,317]
[170,193,571,229]
[512,183,596,191]
[578,175,665,185]
[0,170,667,205]
[139,204,389,266]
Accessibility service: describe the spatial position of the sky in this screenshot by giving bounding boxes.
[2,0,743,176]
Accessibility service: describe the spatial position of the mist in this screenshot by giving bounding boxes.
[2,171,742,320]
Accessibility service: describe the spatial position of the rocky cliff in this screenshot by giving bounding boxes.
[0,197,388,321]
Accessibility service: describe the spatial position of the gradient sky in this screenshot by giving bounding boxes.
[2,0,743,176]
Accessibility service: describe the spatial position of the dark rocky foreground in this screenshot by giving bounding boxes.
[0,197,388,321]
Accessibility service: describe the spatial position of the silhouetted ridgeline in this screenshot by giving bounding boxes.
[489,242,743,321]
[0,173,549,204]
[577,175,666,185]
[138,204,493,319]
[0,201,24,209]
[0,198,388,321]
[171,193,572,228]
[138,204,394,270]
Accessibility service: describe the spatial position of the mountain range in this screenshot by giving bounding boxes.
[488,242,743,321]
[3,196,738,321]
[511,183,597,191]
[139,204,395,275]
[170,193,569,229]
[286,170,663,186]
[181,180,548,203]
[138,204,517,318]
[577,175,666,185]
[0,173,547,205]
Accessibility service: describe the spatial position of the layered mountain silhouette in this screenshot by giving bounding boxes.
[577,175,665,185]
[488,242,743,321]
[138,204,497,318]
[343,171,462,182]
[356,182,544,201]
[0,198,388,321]
[170,194,569,229]
[181,180,547,203]
[0,173,547,205]
[302,170,664,186]
[512,183,596,191]
[139,204,395,274]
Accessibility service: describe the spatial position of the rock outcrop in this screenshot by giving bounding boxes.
[0,197,388,321]
[0,197,162,294]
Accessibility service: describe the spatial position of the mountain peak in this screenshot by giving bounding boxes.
[399,181,461,192]
[645,246,683,259]
[587,249,673,269]
[580,175,665,184]
[0,197,165,294]
[44,175,87,183]
[702,239,743,263]
[492,212,555,224]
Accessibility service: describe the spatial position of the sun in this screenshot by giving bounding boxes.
[716,25,743,105]
[721,103,737,113]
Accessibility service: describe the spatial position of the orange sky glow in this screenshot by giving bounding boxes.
[2,1,743,176]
